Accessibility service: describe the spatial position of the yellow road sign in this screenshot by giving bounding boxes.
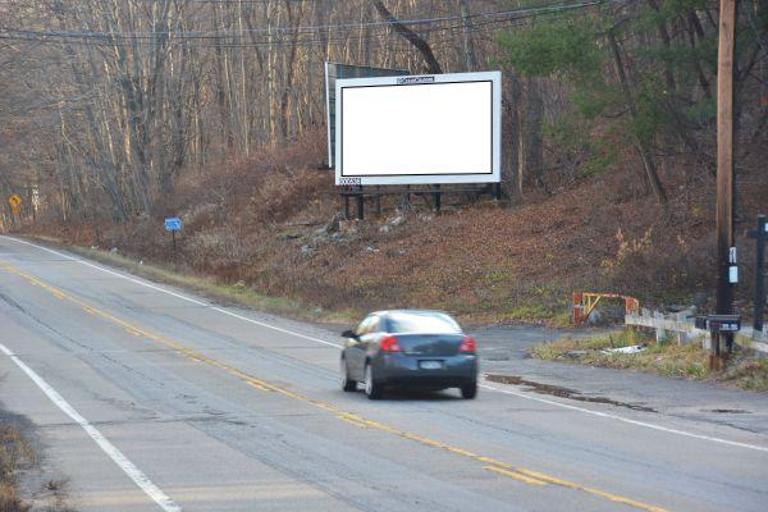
[8,194,22,215]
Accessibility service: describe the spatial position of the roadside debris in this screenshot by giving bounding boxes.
[601,344,647,355]
[379,214,406,233]
[339,219,360,235]
[323,212,343,234]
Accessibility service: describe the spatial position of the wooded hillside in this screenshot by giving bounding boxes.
[0,1,766,321]
[1,0,764,223]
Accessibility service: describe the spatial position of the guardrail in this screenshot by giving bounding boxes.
[625,308,768,354]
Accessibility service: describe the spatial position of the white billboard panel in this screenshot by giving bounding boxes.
[335,71,501,186]
[324,62,408,169]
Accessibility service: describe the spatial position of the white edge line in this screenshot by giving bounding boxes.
[3,236,338,347]
[0,342,181,512]
[5,235,768,454]
[479,381,768,453]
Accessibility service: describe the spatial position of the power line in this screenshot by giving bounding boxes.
[0,0,616,44]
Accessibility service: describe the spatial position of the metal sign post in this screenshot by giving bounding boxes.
[748,214,767,335]
[164,217,182,257]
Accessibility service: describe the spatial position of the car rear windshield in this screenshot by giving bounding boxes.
[386,312,462,334]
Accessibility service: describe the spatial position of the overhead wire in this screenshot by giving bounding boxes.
[0,0,622,47]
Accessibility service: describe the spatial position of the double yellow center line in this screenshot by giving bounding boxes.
[0,261,667,512]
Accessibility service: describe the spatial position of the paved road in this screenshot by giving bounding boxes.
[1,236,766,512]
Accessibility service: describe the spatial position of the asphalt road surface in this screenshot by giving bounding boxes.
[1,235,766,512]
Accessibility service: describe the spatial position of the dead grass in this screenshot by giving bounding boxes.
[21,128,768,325]
[49,242,357,324]
[0,423,35,512]
[721,359,768,392]
[531,330,768,391]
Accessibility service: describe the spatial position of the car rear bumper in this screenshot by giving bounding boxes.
[372,353,478,387]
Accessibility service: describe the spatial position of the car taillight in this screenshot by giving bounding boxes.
[380,335,402,352]
[459,335,476,353]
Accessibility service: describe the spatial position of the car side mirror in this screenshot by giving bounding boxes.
[341,329,358,339]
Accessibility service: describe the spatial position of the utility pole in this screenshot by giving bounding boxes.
[713,0,737,368]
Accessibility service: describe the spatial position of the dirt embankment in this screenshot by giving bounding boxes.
[23,130,768,325]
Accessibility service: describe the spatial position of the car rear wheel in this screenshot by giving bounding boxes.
[364,363,383,400]
[340,358,357,392]
[460,381,477,399]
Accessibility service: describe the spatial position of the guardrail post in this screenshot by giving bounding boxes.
[571,292,583,324]
[653,311,668,344]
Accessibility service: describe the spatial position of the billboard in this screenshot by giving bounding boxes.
[335,71,501,186]
[324,62,409,169]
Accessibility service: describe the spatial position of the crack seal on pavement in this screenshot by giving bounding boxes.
[485,374,658,413]
[0,260,669,512]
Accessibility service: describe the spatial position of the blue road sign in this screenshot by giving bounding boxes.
[164,217,182,232]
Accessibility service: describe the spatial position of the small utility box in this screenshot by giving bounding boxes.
[695,314,741,332]
[697,314,741,370]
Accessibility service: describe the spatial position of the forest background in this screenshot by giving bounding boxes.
[0,0,766,324]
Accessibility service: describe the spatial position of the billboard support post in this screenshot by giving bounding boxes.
[433,185,442,213]
[343,194,350,220]
[356,187,364,220]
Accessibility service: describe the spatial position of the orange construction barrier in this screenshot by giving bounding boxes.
[572,292,640,324]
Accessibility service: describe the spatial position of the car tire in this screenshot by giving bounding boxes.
[460,382,478,399]
[340,358,357,392]
[364,363,383,400]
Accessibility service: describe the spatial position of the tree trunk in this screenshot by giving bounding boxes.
[371,0,442,74]
[608,30,668,206]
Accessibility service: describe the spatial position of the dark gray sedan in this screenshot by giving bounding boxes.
[340,310,478,400]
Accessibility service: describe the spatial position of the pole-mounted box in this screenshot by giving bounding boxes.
[695,314,741,332]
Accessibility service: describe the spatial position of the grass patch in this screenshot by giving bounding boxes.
[531,329,768,391]
[455,287,573,326]
[28,236,358,325]
[503,302,572,327]
[721,359,768,392]
[440,298,571,326]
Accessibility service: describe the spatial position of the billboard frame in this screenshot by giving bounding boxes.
[334,71,501,186]
[324,62,409,169]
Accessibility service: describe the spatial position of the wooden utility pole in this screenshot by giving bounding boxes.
[714,0,737,367]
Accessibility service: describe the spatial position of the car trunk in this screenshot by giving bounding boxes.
[395,334,465,356]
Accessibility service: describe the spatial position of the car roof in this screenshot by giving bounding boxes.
[372,309,452,318]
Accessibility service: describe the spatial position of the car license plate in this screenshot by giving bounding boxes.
[419,360,443,370]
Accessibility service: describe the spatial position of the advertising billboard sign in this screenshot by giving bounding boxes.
[335,71,501,186]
